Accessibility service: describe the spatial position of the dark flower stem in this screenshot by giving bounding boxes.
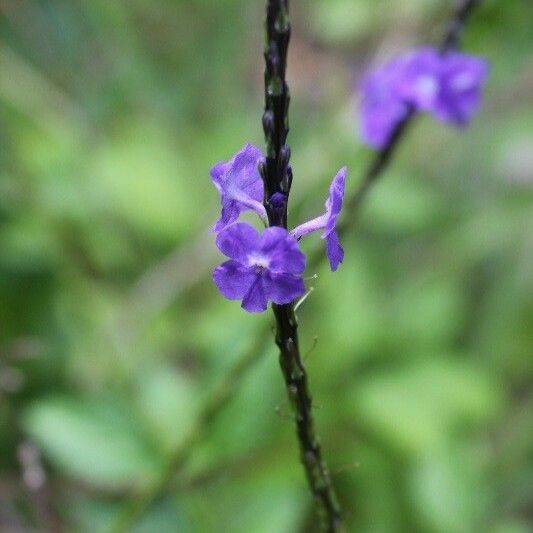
[260,2,343,531]
[440,0,482,52]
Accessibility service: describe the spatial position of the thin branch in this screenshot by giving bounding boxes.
[440,0,482,52]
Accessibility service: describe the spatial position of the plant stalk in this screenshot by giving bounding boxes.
[261,2,343,531]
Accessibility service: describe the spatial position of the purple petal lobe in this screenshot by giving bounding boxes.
[260,226,306,275]
[359,59,411,148]
[210,160,231,190]
[216,222,260,262]
[434,53,489,125]
[265,272,306,305]
[212,261,257,300]
[394,48,441,111]
[213,201,240,232]
[242,276,268,313]
[325,230,344,272]
[324,167,347,236]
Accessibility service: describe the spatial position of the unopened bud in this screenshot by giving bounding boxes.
[262,110,274,136]
[281,165,293,193]
[258,159,267,181]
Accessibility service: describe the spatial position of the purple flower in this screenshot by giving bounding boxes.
[211,144,267,232]
[213,222,306,313]
[396,48,489,125]
[359,47,489,147]
[291,167,347,272]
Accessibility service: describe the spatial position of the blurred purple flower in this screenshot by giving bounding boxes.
[359,47,489,148]
[211,144,267,232]
[213,222,306,313]
[395,48,490,124]
[291,167,347,272]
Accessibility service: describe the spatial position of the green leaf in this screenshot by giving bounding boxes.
[352,360,502,454]
[22,396,161,490]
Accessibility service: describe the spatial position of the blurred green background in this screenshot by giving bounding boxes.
[1,0,532,531]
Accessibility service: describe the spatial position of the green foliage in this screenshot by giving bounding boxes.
[0,0,531,531]
[23,397,161,490]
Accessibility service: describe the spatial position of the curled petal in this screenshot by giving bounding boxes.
[213,201,240,232]
[210,144,265,232]
[324,230,344,272]
[210,160,231,191]
[291,167,347,272]
[324,166,347,236]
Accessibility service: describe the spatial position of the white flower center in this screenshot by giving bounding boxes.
[248,253,269,270]
[416,75,438,99]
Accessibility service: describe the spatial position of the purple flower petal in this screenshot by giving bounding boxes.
[265,272,306,305]
[394,48,441,111]
[213,201,240,232]
[434,53,489,125]
[210,160,231,190]
[216,222,260,263]
[325,230,344,272]
[359,59,411,149]
[260,226,306,275]
[210,144,267,231]
[324,167,347,236]
[212,261,258,300]
[242,276,268,312]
